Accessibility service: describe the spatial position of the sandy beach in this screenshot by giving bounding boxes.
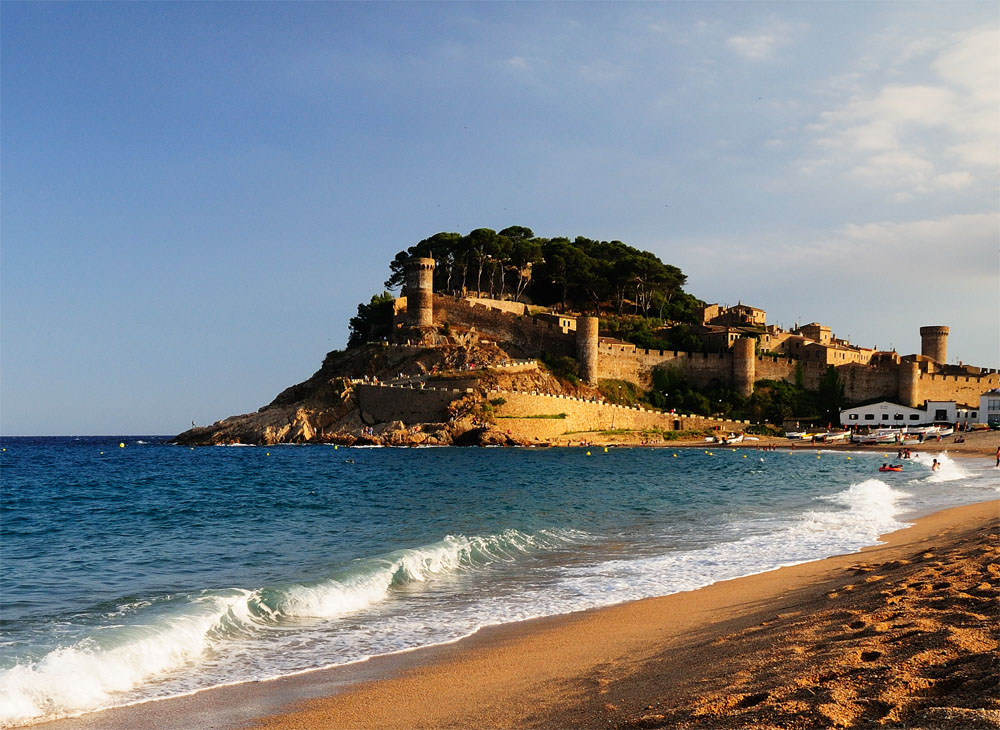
[235,499,998,730]
[552,426,1000,460]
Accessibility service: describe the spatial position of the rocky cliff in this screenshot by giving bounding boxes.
[172,338,598,446]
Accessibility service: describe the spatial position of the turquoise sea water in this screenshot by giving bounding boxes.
[1,437,997,726]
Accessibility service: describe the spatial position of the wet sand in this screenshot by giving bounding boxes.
[242,500,1000,730]
[30,501,998,730]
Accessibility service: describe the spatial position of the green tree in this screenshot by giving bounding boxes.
[347,292,396,348]
[817,366,846,424]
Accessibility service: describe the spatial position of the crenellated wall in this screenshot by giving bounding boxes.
[916,370,1000,407]
[353,382,754,438]
[433,295,576,359]
[402,285,996,409]
[490,390,749,435]
[354,383,467,424]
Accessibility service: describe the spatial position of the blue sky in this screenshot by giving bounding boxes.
[2,2,997,436]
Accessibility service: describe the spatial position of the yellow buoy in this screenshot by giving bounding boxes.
[586,451,591,456]
[817,455,821,459]
[604,447,608,453]
[266,452,270,456]
[847,456,851,460]
[743,454,747,458]
[119,443,125,448]
[334,445,338,450]
[673,453,677,457]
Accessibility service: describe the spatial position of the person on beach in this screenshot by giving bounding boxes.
[995,445,999,467]
[932,459,941,472]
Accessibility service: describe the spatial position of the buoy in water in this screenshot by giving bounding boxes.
[586,451,591,456]
[119,443,125,448]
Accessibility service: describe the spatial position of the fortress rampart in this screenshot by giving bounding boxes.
[399,261,994,409]
[354,383,464,424]
[432,295,576,359]
[353,381,755,438]
[915,370,1000,406]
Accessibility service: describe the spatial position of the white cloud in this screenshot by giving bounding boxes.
[725,20,800,60]
[667,213,998,363]
[726,32,780,60]
[802,26,999,197]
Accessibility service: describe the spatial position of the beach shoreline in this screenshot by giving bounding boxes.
[29,496,999,730]
[550,426,999,459]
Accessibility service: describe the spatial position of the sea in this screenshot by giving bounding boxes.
[1,437,998,727]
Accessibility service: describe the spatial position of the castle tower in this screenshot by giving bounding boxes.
[732,337,756,398]
[919,326,948,363]
[576,316,600,385]
[899,360,921,408]
[404,256,435,329]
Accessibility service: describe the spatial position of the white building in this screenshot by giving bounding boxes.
[977,389,1000,426]
[841,391,1000,428]
[840,400,959,427]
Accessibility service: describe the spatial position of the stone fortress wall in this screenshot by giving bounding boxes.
[399,259,998,410]
[353,381,753,440]
[432,295,577,359]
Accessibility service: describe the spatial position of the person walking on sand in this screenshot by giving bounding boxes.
[995,445,999,467]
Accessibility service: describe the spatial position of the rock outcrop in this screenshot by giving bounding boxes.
[172,337,599,447]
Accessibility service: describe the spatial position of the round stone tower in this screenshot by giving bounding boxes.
[404,256,435,329]
[732,337,756,398]
[576,316,600,385]
[899,360,921,408]
[919,325,949,363]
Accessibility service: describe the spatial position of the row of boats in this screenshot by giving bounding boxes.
[786,425,954,445]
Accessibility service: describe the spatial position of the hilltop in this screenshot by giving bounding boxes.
[173,227,998,446]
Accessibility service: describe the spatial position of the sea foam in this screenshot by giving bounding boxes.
[555,478,911,611]
[0,528,575,726]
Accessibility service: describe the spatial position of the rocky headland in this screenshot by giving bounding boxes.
[172,336,603,447]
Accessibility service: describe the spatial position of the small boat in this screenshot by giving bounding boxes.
[720,433,744,444]
[785,431,808,440]
[820,431,851,443]
[878,464,903,472]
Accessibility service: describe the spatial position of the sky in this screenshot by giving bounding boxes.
[2,1,997,436]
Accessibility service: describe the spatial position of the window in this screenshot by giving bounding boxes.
[971,412,978,418]
[909,415,920,420]
[934,409,948,421]
[849,414,859,420]
[882,414,889,420]
[894,414,904,420]
[864,414,875,420]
